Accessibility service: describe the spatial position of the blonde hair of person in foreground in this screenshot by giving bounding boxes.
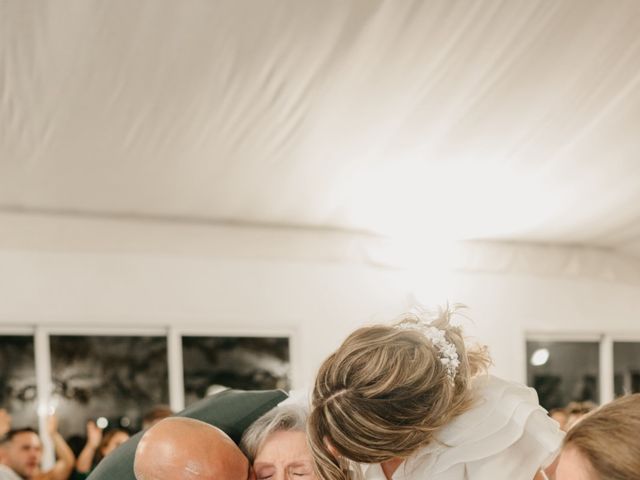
[556,393,640,480]
[308,305,563,480]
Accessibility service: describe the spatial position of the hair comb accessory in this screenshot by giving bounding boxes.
[396,321,460,380]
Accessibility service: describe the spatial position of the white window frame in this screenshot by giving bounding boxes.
[0,323,296,469]
[175,325,297,412]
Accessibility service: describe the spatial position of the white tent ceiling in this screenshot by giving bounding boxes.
[2,0,640,258]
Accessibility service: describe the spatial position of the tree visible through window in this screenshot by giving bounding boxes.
[49,335,169,437]
[182,336,290,406]
[0,336,38,430]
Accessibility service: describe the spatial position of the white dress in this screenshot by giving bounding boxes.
[361,375,563,480]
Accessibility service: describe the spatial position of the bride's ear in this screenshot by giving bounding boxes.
[323,436,341,459]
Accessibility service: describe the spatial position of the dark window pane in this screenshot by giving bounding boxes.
[182,336,290,406]
[50,336,168,437]
[0,336,37,429]
[526,341,599,410]
[614,342,640,396]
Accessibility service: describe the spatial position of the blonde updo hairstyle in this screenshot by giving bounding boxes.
[308,306,491,480]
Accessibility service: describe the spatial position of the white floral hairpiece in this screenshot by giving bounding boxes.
[396,322,460,380]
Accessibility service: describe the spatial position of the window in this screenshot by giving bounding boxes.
[182,336,290,406]
[526,340,599,410]
[49,335,169,437]
[614,342,640,396]
[0,329,291,463]
[0,335,37,430]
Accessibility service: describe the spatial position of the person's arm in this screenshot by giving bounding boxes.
[34,415,76,480]
[0,409,11,438]
[75,421,103,473]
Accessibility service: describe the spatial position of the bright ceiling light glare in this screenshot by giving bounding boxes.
[96,417,109,429]
[530,348,550,366]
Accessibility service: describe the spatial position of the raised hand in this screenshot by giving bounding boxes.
[86,420,103,448]
[0,408,11,437]
[46,414,59,437]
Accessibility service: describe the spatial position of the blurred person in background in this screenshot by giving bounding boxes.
[0,411,11,439]
[0,429,41,480]
[71,422,129,480]
[548,407,568,431]
[556,394,640,480]
[564,401,597,431]
[0,416,74,480]
[0,410,11,465]
[141,405,173,430]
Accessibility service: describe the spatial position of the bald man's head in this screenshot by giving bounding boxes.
[134,417,253,480]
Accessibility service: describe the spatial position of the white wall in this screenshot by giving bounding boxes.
[445,271,640,382]
[0,249,409,388]
[2,212,640,389]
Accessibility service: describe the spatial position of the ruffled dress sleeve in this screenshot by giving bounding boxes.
[362,375,564,480]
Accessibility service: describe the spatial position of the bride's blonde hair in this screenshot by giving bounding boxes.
[308,306,491,480]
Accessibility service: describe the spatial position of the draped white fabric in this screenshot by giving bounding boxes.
[360,376,563,480]
[2,0,640,258]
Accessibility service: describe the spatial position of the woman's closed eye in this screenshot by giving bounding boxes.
[251,429,318,480]
[288,465,313,477]
[255,466,275,480]
[255,469,310,479]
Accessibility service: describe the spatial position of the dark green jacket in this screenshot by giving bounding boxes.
[87,389,287,480]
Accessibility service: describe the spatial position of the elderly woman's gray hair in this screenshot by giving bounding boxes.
[240,403,308,462]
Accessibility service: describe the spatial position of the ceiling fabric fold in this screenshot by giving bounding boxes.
[2,0,640,258]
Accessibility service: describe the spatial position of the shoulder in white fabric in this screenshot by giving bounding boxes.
[395,376,564,480]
